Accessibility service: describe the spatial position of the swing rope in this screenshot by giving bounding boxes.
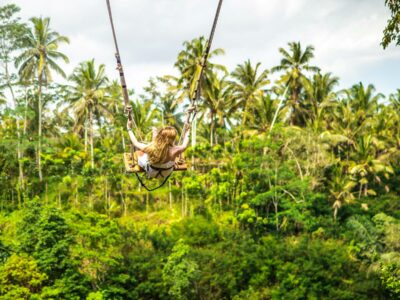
[179,0,224,145]
[135,170,172,192]
[105,0,142,140]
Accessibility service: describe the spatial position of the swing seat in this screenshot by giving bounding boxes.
[123,153,187,173]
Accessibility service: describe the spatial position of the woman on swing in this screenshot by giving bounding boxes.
[127,121,191,178]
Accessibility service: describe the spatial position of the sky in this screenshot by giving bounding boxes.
[4,0,400,96]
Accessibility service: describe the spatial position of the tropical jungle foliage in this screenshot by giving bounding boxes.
[0,3,399,299]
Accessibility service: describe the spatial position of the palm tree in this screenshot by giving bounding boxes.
[158,93,184,129]
[349,135,394,198]
[327,83,382,161]
[129,99,157,141]
[105,80,129,150]
[69,59,110,169]
[252,92,278,132]
[345,83,383,126]
[165,37,226,106]
[15,17,69,181]
[203,73,235,145]
[328,100,363,162]
[302,72,339,131]
[329,83,381,144]
[0,4,29,190]
[388,90,400,154]
[272,42,319,126]
[142,78,183,128]
[230,60,269,128]
[175,37,226,89]
[389,89,400,112]
[371,105,397,149]
[328,165,356,220]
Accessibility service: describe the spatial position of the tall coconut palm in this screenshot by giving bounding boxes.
[272,42,320,126]
[389,89,400,112]
[104,80,130,151]
[328,165,356,220]
[107,80,124,111]
[230,60,269,128]
[302,72,339,131]
[0,4,29,190]
[372,105,397,149]
[330,83,382,161]
[203,73,235,145]
[15,17,69,181]
[388,90,400,152]
[170,36,226,104]
[69,59,110,169]
[252,92,278,132]
[175,37,226,87]
[127,99,157,142]
[345,83,383,126]
[142,77,183,128]
[158,93,184,129]
[329,100,363,160]
[349,135,394,198]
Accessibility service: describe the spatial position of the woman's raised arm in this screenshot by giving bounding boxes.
[127,120,147,150]
[172,124,191,156]
[128,130,147,150]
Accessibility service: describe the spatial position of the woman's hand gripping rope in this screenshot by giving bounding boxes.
[126,106,133,131]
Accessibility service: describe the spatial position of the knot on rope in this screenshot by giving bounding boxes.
[201,59,207,69]
[125,105,132,117]
[183,122,191,131]
[115,53,122,64]
[186,105,197,114]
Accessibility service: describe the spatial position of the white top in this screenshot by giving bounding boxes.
[138,153,175,178]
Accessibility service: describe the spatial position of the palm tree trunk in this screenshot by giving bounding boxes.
[210,111,215,146]
[241,97,250,128]
[75,185,79,207]
[89,107,94,169]
[191,116,197,170]
[23,86,29,135]
[38,75,43,182]
[105,178,110,217]
[185,189,188,217]
[45,183,48,205]
[5,62,24,190]
[84,119,88,153]
[290,87,300,126]
[121,127,126,150]
[119,189,127,217]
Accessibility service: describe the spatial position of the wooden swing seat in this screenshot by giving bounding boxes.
[123,152,187,173]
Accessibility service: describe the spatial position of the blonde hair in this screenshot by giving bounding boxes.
[145,126,177,164]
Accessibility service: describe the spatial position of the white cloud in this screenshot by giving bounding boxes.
[284,0,308,18]
[3,0,399,95]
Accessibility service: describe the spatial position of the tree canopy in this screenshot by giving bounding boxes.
[382,0,400,49]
